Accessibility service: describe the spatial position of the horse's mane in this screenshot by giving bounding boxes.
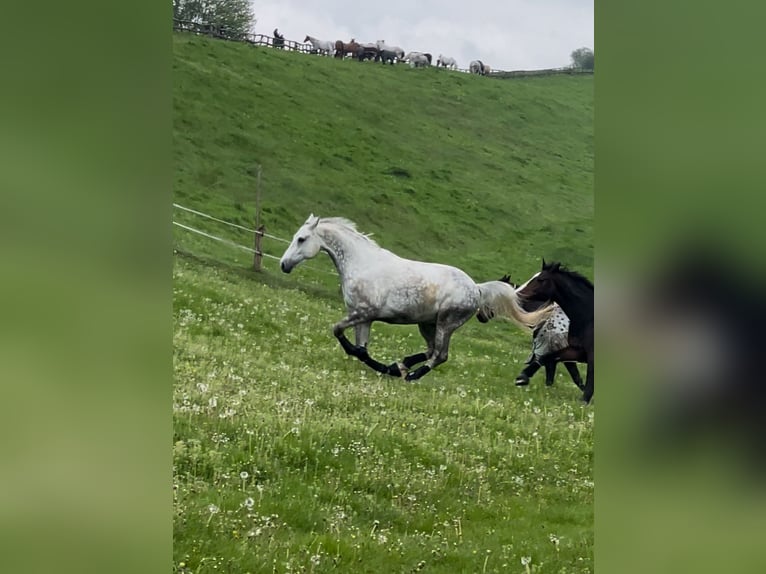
[543,261,594,291]
[320,217,379,246]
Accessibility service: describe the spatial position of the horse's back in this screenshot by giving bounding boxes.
[347,255,479,322]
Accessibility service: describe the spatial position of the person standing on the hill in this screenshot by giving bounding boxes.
[273,28,285,49]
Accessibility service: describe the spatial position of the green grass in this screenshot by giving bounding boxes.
[173,32,593,574]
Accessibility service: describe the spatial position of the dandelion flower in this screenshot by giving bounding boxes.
[240,471,249,480]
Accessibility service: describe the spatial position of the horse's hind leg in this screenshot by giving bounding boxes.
[381,322,435,378]
[403,322,436,367]
[405,312,470,381]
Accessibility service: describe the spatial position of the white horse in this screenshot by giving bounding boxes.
[376,40,404,60]
[405,52,430,68]
[304,35,335,56]
[437,54,457,70]
[280,215,552,380]
[469,60,491,75]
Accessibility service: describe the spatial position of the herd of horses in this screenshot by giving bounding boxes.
[302,35,491,75]
[280,216,594,403]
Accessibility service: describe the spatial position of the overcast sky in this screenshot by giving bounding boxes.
[249,0,593,71]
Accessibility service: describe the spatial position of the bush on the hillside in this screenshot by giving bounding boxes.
[570,47,594,71]
[173,0,255,39]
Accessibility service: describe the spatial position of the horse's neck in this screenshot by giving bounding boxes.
[552,279,593,325]
[318,226,380,279]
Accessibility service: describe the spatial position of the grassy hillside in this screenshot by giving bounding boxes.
[173,32,593,574]
[173,32,592,285]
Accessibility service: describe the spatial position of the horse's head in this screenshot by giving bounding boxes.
[304,35,310,42]
[280,214,322,273]
[516,259,561,303]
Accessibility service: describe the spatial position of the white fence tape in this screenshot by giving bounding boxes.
[173,219,337,275]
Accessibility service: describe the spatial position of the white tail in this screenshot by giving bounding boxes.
[477,280,554,328]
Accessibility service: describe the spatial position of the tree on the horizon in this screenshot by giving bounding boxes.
[173,0,255,38]
[570,47,594,71]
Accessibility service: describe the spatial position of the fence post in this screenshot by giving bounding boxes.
[253,165,263,271]
[254,226,264,271]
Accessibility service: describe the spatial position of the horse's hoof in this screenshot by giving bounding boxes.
[515,376,529,386]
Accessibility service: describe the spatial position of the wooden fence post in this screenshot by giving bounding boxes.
[253,165,263,271]
[254,226,264,271]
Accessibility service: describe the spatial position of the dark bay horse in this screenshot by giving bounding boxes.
[516,261,594,403]
[477,275,584,391]
[334,40,361,59]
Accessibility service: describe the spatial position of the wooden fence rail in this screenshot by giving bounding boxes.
[173,19,313,53]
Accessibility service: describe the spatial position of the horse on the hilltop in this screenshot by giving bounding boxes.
[437,55,457,70]
[378,49,399,64]
[405,52,430,68]
[279,215,553,381]
[335,39,361,59]
[304,35,335,56]
[376,40,405,60]
[477,274,584,391]
[470,60,491,75]
[355,44,379,61]
[516,260,594,403]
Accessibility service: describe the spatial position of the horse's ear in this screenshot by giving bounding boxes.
[499,274,511,284]
[541,258,547,269]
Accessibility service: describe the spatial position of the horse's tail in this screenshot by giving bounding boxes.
[477,280,554,328]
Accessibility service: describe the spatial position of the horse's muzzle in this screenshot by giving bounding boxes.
[280,261,291,273]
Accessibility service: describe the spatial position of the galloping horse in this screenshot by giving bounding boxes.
[279,215,553,380]
[477,274,584,391]
[335,39,361,59]
[516,261,594,403]
[437,55,458,70]
[304,35,335,56]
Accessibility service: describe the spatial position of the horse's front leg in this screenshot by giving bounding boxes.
[563,362,585,390]
[543,359,557,386]
[582,352,594,403]
[333,315,367,358]
[333,316,401,376]
[515,359,542,386]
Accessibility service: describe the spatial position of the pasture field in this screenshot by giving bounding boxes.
[173,32,593,573]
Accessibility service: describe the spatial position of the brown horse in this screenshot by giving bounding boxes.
[334,39,361,59]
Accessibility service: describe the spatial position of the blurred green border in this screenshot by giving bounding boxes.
[597,2,766,573]
[0,3,171,574]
